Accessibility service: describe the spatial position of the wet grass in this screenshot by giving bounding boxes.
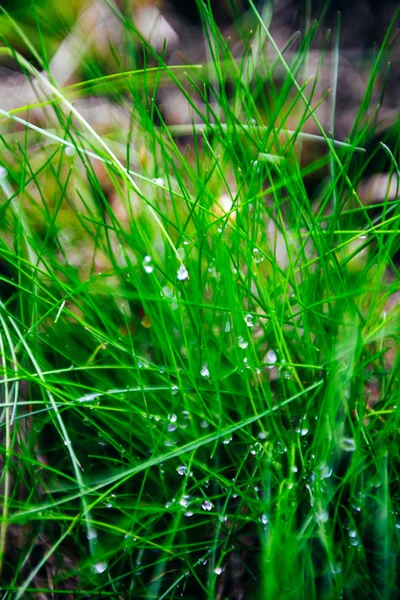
[0,1,400,598]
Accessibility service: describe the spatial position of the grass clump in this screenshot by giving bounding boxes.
[0,1,399,598]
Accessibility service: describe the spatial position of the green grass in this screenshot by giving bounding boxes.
[0,1,400,598]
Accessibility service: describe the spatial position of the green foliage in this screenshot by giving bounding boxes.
[0,1,399,598]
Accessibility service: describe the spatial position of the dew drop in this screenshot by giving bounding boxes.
[92,561,107,574]
[65,145,76,157]
[348,529,357,538]
[319,464,332,479]
[260,513,268,525]
[200,363,210,378]
[143,255,154,274]
[316,509,329,524]
[162,285,174,298]
[238,336,248,349]
[165,438,178,446]
[341,437,356,452]
[78,392,101,403]
[0,167,8,179]
[177,265,189,281]
[244,313,255,327]
[214,567,223,575]
[177,465,187,476]
[224,321,231,333]
[253,247,264,263]
[87,528,98,541]
[266,349,277,365]
[202,500,213,511]
[250,442,262,455]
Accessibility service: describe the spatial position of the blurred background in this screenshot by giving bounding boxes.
[0,0,399,133]
[1,0,398,202]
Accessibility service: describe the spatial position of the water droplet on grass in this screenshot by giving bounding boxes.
[253,247,264,263]
[0,167,8,179]
[331,563,342,574]
[177,265,189,281]
[250,442,262,454]
[266,349,277,365]
[348,529,357,538]
[78,392,101,403]
[143,255,154,273]
[341,437,356,452]
[316,509,329,524]
[177,465,187,476]
[224,321,231,333]
[92,561,107,574]
[319,464,332,479]
[87,528,98,540]
[154,177,164,186]
[162,285,173,298]
[244,313,255,327]
[238,336,248,349]
[200,363,210,378]
[223,435,233,445]
[202,500,213,511]
[65,146,76,157]
[214,566,223,575]
[281,365,294,379]
[165,438,178,446]
[260,513,268,525]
